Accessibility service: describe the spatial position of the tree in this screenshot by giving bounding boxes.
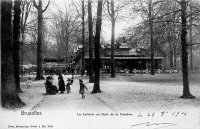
[189,5,193,70]
[179,0,195,99]
[81,0,85,76]
[106,0,126,77]
[33,0,50,80]
[92,0,103,93]
[51,3,80,68]
[148,0,155,75]
[20,0,32,77]
[88,0,94,82]
[13,0,23,93]
[1,0,25,108]
[130,0,165,75]
[107,0,116,77]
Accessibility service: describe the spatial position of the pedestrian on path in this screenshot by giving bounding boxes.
[66,78,72,93]
[71,68,75,77]
[58,74,65,93]
[27,77,32,89]
[79,79,88,99]
[71,77,74,85]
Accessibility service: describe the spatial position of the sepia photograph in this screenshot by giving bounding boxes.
[1,0,200,128]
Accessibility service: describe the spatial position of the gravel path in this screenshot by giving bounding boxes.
[1,73,200,129]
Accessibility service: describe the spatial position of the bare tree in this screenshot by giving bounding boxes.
[20,0,32,77]
[72,0,87,76]
[88,0,94,82]
[13,0,23,93]
[130,0,165,75]
[1,0,25,108]
[81,0,85,76]
[33,0,50,80]
[107,0,116,77]
[189,7,193,70]
[127,0,199,98]
[92,0,103,93]
[106,0,127,77]
[148,0,155,75]
[179,0,195,99]
[51,3,80,68]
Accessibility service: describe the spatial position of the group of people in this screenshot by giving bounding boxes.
[58,75,73,94]
[45,76,59,94]
[44,74,88,99]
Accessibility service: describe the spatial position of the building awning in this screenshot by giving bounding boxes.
[43,58,65,62]
[85,56,163,60]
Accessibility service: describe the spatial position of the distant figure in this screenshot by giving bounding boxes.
[27,77,32,89]
[66,78,72,93]
[45,76,58,95]
[77,68,80,76]
[71,68,75,77]
[79,79,88,99]
[74,69,77,76]
[58,74,63,80]
[58,75,65,93]
[71,77,74,85]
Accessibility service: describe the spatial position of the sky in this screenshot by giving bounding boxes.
[44,0,141,42]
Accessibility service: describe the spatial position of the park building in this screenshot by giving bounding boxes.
[71,43,164,74]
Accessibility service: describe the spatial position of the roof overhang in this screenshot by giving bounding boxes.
[85,56,163,60]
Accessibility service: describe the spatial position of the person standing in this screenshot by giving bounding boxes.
[79,79,88,99]
[27,77,32,89]
[58,75,65,93]
[66,78,72,93]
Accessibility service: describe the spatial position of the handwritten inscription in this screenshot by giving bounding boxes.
[131,122,177,128]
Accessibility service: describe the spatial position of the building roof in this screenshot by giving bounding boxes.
[85,56,163,60]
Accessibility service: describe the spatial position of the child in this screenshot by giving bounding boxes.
[27,77,32,89]
[66,78,71,93]
[58,75,65,93]
[79,79,88,99]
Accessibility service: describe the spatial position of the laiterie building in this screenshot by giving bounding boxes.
[73,44,164,74]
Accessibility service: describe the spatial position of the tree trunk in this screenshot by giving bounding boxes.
[81,0,85,76]
[1,1,25,108]
[149,0,154,75]
[13,0,23,93]
[92,0,103,93]
[110,0,115,78]
[169,44,174,69]
[189,25,193,70]
[180,0,195,99]
[173,45,177,69]
[172,9,177,69]
[189,9,193,70]
[88,0,94,82]
[20,32,25,77]
[35,0,44,80]
[65,35,69,70]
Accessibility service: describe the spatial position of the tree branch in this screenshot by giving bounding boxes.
[33,0,38,9]
[107,0,112,17]
[72,0,82,17]
[188,43,200,46]
[42,0,50,13]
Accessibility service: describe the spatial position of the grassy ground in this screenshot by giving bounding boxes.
[77,72,200,84]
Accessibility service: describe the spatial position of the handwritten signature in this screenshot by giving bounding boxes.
[131,122,177,129]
